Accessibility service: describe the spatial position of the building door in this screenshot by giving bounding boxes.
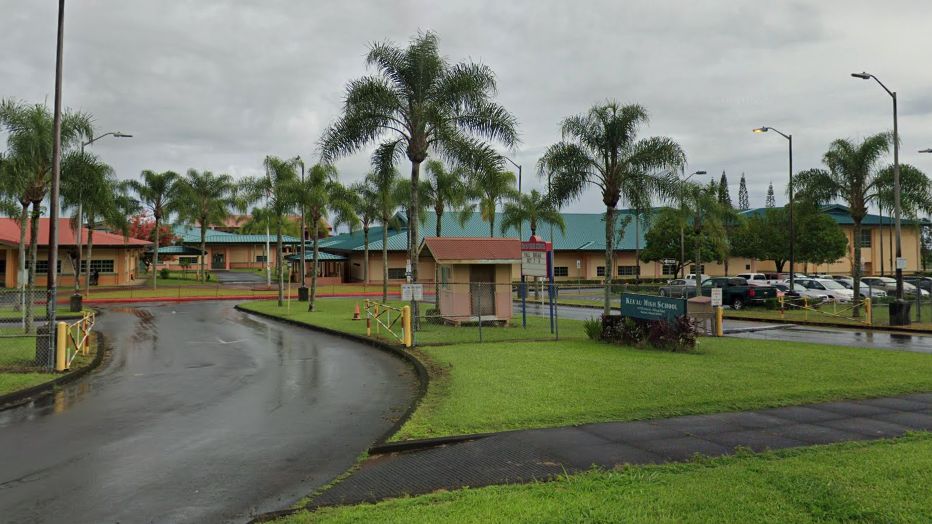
[469,265,496,317]
[212,253,226,270]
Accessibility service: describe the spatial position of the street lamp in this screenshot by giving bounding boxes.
[680,170,706,280]
[851,72,906,308]
[919,149,932,154]
[76,132,132,303]
[753,126,795,289]
[502,155,523,238]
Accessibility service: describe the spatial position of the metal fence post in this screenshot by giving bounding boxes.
[478,282,483,343]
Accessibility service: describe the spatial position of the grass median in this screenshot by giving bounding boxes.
[0,329,97,396]
[280,433,932,523]
[239,298,932,441]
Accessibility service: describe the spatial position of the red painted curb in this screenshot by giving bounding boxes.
[82,291,408,305]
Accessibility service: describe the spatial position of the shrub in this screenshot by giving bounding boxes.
[583,317,602,340]
[601,314,699,352]
[159,268,170,280]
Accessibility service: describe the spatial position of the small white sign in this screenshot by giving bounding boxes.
[521,250,548,277]
[896,257,907,270]
[401,283,423,301]
[710,288,723,307]
[576,259,581,269]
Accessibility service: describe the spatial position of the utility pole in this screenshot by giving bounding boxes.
[46,0,66,358]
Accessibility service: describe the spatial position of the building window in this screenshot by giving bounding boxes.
[80,260,115,273]
[690,264,705,274]
[553,266,568,277]
[256,255,268,263]
[29,260,62,274]
[0,259,5,273]
[387,267,407,280]
[178,257,198,266]
[859,228,872,247]
[661,263,677,275]
[596,266,605,277]
[617,265,639,276]
[745,264,751,270]
[440,266,451,288]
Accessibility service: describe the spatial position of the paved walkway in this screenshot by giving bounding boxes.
[307,393,932,509]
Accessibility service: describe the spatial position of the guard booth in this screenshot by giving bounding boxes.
[420,237,520,325]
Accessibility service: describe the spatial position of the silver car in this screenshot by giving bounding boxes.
[835,277,887,299]
[658,278,697,298]
[861,276,929,297]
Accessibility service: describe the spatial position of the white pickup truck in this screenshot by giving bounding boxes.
[735,273,779,286]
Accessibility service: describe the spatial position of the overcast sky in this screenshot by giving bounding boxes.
[3,0,932,213]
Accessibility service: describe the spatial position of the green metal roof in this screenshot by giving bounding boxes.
[740,205,929,226]
[173,224,301,244]
[285,251,347,262]
[147,245,205,255]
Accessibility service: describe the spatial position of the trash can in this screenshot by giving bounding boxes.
[70,293,83,312]
[889,299,912,326]
[298,286,309,302]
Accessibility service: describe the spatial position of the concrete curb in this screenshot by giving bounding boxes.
[233,305,430,448]
[84,291,406,305]
[0,330,108,412]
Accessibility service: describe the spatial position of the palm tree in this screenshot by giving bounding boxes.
[461,168,518,237]
[793,132,921,312]
[293,163,357,311]
[540,101,686,314]
[0,99,93,310]
[243,156,299,306]
[175,169,236,282]
[61,150,117,294]
[320,31,518,308]
[424,160,470,299]
[368,167,400,302]
[349,180,380,285]
[126,170,180,289]
[500,189,566,238]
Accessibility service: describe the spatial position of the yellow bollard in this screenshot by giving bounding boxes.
[55,321,68,372]
[715,306,724,337]
[865,297,872,326]
[803,297,808,321]
[82,316,90,355]
[402,305,412,348]
[365,300,372,336]
[375,304,380,337]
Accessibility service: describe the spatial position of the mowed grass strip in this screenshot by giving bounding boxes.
[279,433,932,524]
[239,299,932,441]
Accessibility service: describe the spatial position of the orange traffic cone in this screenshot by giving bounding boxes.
[352,302,361,320]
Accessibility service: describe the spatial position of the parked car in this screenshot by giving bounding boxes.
[834,277,888,299]
[904,276,932,293]
[700,277,777,310]
[795,278,855,302]
[686,273,710,283]
[736,272,775,285]
[861,276,930,297]
[658,278,698,298]
[772,282,829,302]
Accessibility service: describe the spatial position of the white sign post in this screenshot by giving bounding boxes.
[521,241,548,277]
[896,257,907,270]
[710,288,723,307]
[401,283,423,301]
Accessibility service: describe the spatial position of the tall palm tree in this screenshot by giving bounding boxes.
[293,163,357,311]
[61,150,117,294]
[0,99,93,308]
[392,177,429,254]
[793,133,929,312]
[461,168,518,237]
[320,31,518,308]
[349,180,380,285]
[368,167,400,302]
[500,189,566,238]
[540,101,685,314]
[243,156,299,306]
[175,169,236,282]
[126,170,180,290]
[424,160,470,299]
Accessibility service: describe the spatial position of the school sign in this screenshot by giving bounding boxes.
[621,293,686,321]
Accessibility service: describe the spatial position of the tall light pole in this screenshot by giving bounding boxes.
[753,126,795,289]
[852,72,905,305]
[75,132,132,302]
[680,170,707,279]
[502,156,523,238]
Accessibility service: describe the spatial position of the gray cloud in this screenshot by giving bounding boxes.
[2,0,931,213]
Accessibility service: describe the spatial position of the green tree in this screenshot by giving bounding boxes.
[641,207,727,278]
[717,171,732,208]
[794,133,931,311]
[738,173,750,210]
[293,164,357,311]
[461,168,518,237]
[424,160,470,300]
[319,31,518,308]
[126,170,180,290]
[175,169,236,282]
[500,189,566,238]
[540,101,685,315]
[368,167,400,302]
[242,156,299,306]
[348,180,380,285]
[795,205,848,267]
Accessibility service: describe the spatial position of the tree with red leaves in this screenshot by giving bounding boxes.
[129,213,177,272]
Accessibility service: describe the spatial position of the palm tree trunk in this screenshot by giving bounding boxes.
[15,202,28,315]
[879,205,885,276]
[152,217,160,289]
[26,202,40,331]
[852,221,862,317]
[382,221,389,303]
[200,218,207,282]
[363,225,370,285]
[84,227,94,296]
[489,216,494,238]
[409,160,421,328]
[276,223,284,307]
[634,212,640,285]
[309,214,320,312]
[435,210,443,308]
[603,206,615,316]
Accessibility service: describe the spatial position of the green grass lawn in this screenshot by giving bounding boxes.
[0,329,37,368]
[238,299,932,441]
[280,433,932,523]
[0,332,97,396]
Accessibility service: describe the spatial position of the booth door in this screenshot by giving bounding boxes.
[469,265,496,317]
[212,253,226,270]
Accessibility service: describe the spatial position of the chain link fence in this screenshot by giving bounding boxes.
[0,288,56,371]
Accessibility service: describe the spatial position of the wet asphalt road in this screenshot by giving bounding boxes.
[0,301,416,523]
[212,270,269,284]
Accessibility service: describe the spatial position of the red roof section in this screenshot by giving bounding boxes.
[0,218,150,247]
[422,237,521,262]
